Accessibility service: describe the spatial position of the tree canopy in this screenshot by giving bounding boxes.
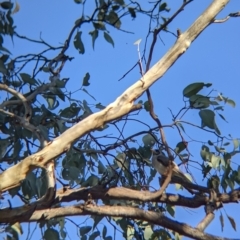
[0,0,240,239]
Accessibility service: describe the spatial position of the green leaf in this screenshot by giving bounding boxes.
[10,222,23,235]
[98,161,106,174]
[218,113,227,123]
[176,122,185,133]
[102,225,107,238]
[0,139,10,158]
[105,236,113,240]
[60,229,67,239]
[43,95,58,110]
[92,215,103,230]
[8,186,20,198]
[226,99,235,107]
[74,31,85,54]
[127,225,134,240]
[183,82,212,98]
[199,109,220,134]
[13,139,23,159]
[22,172,37,199]
[159,2,167,12]
[0,59,8,74]
[175,232,182,240]
[1,54,9,63]
[138,146,152,159]
[208,140,214,146]
[116,152,129,170]
[223,142,230,146]
[20,73,38,86]
[89,29,99,49]
[166,204,175,217]
[0,45,11,54]
[106,11,121,28]
[114,0,124,5]
[233,139,239,150]
[210,101,219,106]
[128,7,136,18]
[93,22,106,30]
[144,100,150,112]
[89,231,100,240]
[83,100,93,114]
[62,168,71,180]
[148,168,157,184]
[1,2,13,9]
[214,106,224,111]
[225,178,234,190]
[44,228,60,240]
[220,212,224,231]
[56,78,69,88]
[80,226,92,235]
[227,215,237,231]
[175,142,187,154]
[142,134,155,147]
[81,235,87,240]
[82,72,90,86]
[69,166,81,180]
[189,94,210,109]
[42,67,50,72]
[152,229,172,239]
[144,225,153,240]
[104,32,114,47]
[82,175,99,187]
[214,146,225,153]
[95,103,105,110]
[56,119,68,133]
[211,155,220,169]
[112,5,120,11]
[12,80,22,87]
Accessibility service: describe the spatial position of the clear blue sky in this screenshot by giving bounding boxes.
[3,0,240,239]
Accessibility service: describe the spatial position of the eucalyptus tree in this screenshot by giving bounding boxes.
[0,1,239,240]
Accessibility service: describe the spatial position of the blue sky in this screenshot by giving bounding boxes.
[3,0,240,239]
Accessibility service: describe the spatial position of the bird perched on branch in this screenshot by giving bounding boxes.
[151,149,191,183]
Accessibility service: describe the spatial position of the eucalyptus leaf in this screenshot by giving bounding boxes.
[183,82,212,98]
[104,32,114,47]
[89,29,99,49]
[20,73,38,85]
[142,134,155,147]
[74,31,85,54]
[80,226,92,235]
[44,228,60,240]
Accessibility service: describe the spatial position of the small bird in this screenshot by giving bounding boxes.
[151,149,191,183]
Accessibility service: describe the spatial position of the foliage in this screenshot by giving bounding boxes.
[0,1,239,240]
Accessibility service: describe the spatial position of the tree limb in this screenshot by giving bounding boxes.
[0,204,235,240]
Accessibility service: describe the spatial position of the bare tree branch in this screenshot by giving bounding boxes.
[0,204,235,240]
